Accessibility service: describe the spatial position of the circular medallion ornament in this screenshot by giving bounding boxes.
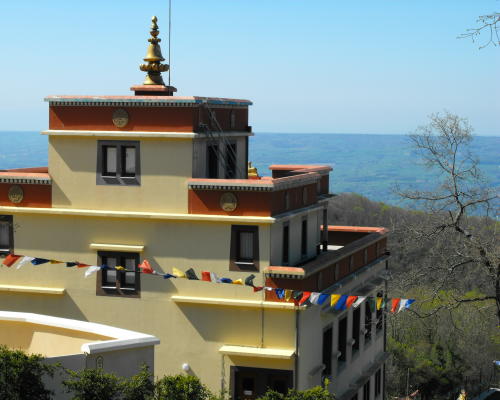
[220,192,238,212]
[8,185,24,204]
[112,108,129,128]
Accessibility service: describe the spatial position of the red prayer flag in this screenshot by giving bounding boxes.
[2,254,21,267]
[139,260,154,274]
[77,263,90,268]
[391,298,401,313]
[345,295,358,309]
[201,271,211,282]
[253,286,264,292]
[299,291,312,305]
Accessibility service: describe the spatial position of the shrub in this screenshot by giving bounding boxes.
[122,364,155,400]
[154,374,212,400]
[63,368,122,400]
[258,384,335,400]
[0,345,54,400]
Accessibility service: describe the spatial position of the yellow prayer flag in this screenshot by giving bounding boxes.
[115,266,125,271]
[330,294,341,307]
[284,289,293,302]
[232,279,244,285]
[376,297,383,310]
[172,267,186,278]
[50,260,63,264]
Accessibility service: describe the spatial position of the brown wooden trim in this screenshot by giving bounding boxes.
[95,251,141,298]
[229,225,259,272]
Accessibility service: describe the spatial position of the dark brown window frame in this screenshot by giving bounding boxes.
[301,218,308,258]
[282,223,289,265]
[96,251,141,298]
[96,140,141,186]
[0,215,13,256]
[230,225,259,272]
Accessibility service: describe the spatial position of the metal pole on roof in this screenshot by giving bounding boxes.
[168,0,172,87]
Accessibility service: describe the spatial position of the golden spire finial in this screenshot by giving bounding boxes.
[140,16,169,85]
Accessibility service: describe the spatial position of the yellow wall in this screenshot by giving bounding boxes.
[49,136,193,213]
[0,212,296,392]
[0,321,109,357]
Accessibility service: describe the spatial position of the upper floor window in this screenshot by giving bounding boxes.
[352,307,361,354]
[301,219,308,258]
[230,110,236,129]
[0,215,13,256]
[230,225,259,271]
[375,369,382,398]
[225,142,237,179]
[207,144,219,179]
[363,380,371,400]
[338,316,347,363]
[97,140,140,185]
[96,251,140,297]
[282,224,289,265]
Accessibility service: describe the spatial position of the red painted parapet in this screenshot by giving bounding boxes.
[0,169,52,208]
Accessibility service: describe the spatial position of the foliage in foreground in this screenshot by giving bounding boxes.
[257,383,335,400]
[0,345,55,400]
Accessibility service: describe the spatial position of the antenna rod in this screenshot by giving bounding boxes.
[168,0,172,87]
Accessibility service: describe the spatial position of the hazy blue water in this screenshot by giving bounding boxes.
[0,131,498,207]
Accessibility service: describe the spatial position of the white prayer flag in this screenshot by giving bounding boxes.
[85,266,101,278]
[17,256,34,270]
[352,296,366,309]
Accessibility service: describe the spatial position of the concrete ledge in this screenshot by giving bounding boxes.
[0,284,65,295]
[219,345,295,359]
[171,295,297,310]
[90,243,145,253]
[42,130,254,139]
[0,206,275,224]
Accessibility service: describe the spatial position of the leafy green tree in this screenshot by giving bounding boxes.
[63,368,122,400]
[257,384,335,400]
[0,345,55,400]
[122,364,155,400]
[154,374,212,400]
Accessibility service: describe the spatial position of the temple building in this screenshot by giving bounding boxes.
[0,16,389,400]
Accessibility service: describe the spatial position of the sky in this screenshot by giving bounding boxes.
[0,0,499,135]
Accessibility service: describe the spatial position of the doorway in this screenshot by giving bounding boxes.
[232,366,293,400]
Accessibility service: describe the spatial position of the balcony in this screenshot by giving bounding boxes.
[188,165,332,217]
[264,225,389,299]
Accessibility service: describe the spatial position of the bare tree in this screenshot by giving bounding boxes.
[397,111,500,323]
[459,12,500,48]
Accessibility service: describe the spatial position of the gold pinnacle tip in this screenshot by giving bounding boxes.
[139,16,169,85]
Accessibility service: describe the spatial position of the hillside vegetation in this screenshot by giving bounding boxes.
[328,193,499,399]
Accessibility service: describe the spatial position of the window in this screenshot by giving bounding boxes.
[363,380,371,400]
[207,144,219,178]
[301,219,308,257]
[364,302,372,342]
[96,251,140,297]
[282,225,289,265]
[0,215,13,255]
[97,140,140,185]
[338,317,347,363]
[230,225,259,271]
[375,369,382,397]
[322,326,333,377]
[352,307,361,354]
[230,110,236,129]
[225,143,237,179]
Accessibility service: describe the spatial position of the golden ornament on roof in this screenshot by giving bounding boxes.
[139,16,169,85]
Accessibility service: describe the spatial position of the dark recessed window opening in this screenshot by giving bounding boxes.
[338,317,347,363]
[230,225,259,271]
[97,140,140,185]
[322,326,333,377]
[207,144,219,179]
[376,291,384,332]
[282,225,289,265]
[0,215,13,255]
[301,219,308,257]
[225,143,237,179]
[353,307,361,353]
[97,251,140,297]
[363,380,371,400]
[375,369,382,397]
